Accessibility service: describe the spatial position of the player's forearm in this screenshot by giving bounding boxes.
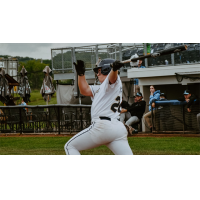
[109,70,118,84]
[78,75,90,95]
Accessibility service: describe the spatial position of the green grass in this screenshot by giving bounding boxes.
[27,90,57,105]
[0,90,57,106]
[0,136,199,155]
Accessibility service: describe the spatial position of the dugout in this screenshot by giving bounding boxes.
[127,63,200,132]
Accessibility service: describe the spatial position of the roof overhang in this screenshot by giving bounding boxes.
[127,63,200,86]
[5,74,19,86]
[128,63,200,79]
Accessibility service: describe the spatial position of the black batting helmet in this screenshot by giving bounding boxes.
[93,58,115,75]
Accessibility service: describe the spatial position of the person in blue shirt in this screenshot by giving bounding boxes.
[143,85,160,132]
[20,99,27,111]
[134,59,146,94]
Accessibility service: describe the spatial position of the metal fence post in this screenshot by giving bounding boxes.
[171,43,175,66]
[61,49,64,73]
[19,107,22,134]
[151,106,154,133]
[80,107,83,130]
[144,43,149,68]
[51,49,53,72]
[182,105,185,134]
[119,43,122,61]
[57,106,60,135]
[95,45,98,62]
[72,47,78,98]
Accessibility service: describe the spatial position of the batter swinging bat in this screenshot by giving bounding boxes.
[121,45,188,64]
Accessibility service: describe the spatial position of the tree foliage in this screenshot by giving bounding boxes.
[19,60,54,90]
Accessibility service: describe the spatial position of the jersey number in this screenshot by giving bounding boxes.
[111,96,121,113]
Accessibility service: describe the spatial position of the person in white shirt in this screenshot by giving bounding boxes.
[64,59,133,155]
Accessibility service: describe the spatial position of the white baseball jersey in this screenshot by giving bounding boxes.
[64,72,133,155]
[90,73,123,121]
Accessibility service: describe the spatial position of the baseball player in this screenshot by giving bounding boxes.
[64,58,133,155]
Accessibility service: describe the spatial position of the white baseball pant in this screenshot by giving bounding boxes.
[64,118,133,155]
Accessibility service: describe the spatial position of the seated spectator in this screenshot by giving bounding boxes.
[152,93,168,108]
[121,92,146,130]
[120,97,130,123]
[178,90,196,113]
[179,90,200,131]
[143,85,160,132]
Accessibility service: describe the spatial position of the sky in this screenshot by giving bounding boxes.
[0,43,140,60]
[0,43,100,60]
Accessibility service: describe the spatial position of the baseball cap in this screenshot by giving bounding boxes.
[136,92,143,97]
[183,90,190,95]
[160,93,166,98]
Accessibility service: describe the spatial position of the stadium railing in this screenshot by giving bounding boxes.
[0,105,91,135]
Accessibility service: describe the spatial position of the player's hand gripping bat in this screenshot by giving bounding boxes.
[73,60,85,76]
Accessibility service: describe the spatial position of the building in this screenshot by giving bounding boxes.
[51,43,200,132]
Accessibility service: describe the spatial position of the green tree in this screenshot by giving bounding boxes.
[19,60,52,90]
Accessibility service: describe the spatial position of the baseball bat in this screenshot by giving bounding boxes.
[121,45,188,64]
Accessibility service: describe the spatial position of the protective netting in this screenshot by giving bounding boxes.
[175,72,200,83]
[153,103,200,133]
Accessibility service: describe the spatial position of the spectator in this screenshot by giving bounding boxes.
[20,99,27,111]
[121,92,146,130]
[152,93,168,108]
[143,85,160,132]
[120,97,130,123]
[179,90,199,131]
[178,90,196,113]
[134,59,146,93]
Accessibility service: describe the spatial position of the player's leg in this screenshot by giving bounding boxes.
[106,138,133,155]
[64,123,100,155]
[103,119,133,155]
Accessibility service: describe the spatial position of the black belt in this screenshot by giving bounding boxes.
[99,116,111,121]
[99,117,120,121]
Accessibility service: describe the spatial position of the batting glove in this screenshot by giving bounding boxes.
[111,60,124,71]
[73,60,85,76]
